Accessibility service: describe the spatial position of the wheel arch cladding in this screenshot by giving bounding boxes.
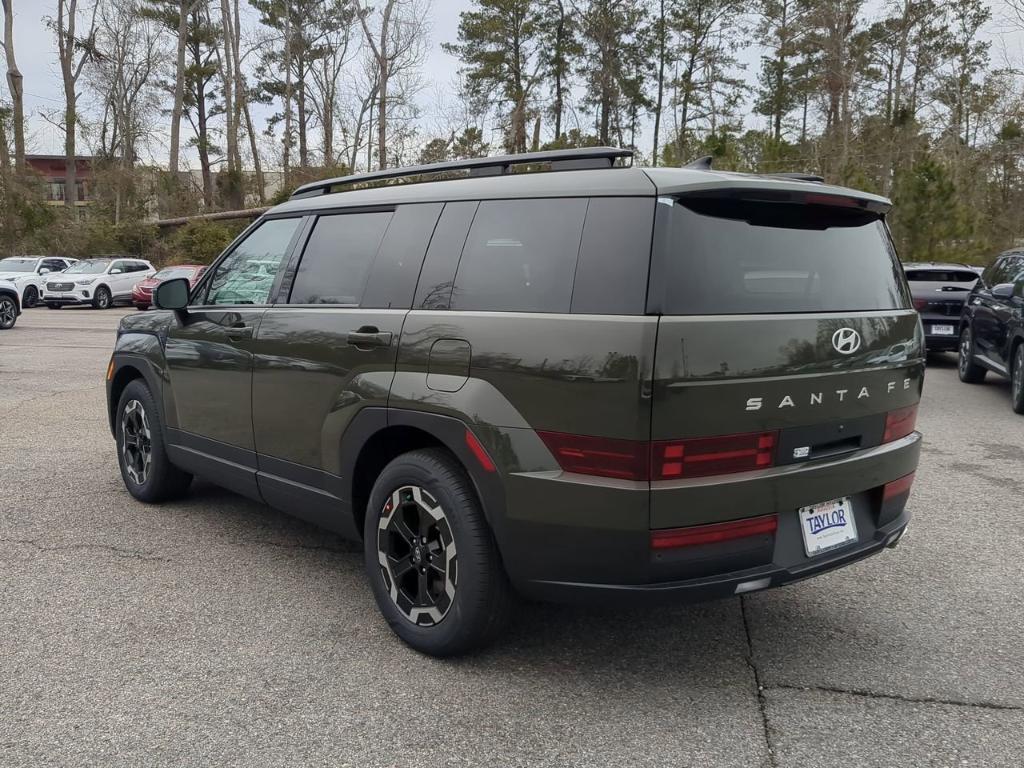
[108,364,145,434]
[344,409,508,547]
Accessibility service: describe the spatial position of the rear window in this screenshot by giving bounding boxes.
[657,198,908,315]
[904,269,977,283]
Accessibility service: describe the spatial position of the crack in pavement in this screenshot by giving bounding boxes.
[230,538,358,555]
[741,596,777,768]
[0,538,169,562]
[769,682,1024,713]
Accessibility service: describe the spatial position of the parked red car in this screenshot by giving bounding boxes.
[132,264,206,310]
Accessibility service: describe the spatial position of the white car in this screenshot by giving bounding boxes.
[0,256,78,309]
[0,279,21,329]
[41,257,156,310]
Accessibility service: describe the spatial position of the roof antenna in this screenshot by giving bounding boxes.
[684,155,714,170]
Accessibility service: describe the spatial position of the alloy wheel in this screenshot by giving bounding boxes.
[121,399,153,485]
[0,297,15,329]
[376,485,457,627]
[959,329,972,376]
[23,286,38,308]
[1014,346,1024,409]
[97,288,111,309]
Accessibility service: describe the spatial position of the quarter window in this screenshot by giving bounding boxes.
[451,198,588,313]
[206,218,301,305]
[289,211,393,305]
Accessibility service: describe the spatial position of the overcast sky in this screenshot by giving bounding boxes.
[8,1,1024,166]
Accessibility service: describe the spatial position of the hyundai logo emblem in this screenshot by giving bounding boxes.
[832,328,862,355]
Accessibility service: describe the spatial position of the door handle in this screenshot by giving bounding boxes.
[225,324,253,340]
[346,327,393,349]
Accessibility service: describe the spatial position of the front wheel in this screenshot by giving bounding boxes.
[115,379,193,502]
[958,326,987,383]
[46,303,60,310]
[0,295,17,329]
[1012,344,1024,415]
[364,448,513,657]
[22,285,38,308]
[93,286,112,310]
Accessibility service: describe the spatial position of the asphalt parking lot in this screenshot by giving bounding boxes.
[1,306,1022,767]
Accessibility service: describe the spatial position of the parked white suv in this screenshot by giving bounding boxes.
[0,256,77,308]
[41,258,156,310]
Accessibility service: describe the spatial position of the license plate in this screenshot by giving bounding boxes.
[931,324,955,336]
[798,497,857,556]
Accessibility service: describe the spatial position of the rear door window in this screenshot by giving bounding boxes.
[451,198,588,313]
[289,211,393,305]
[655,197,909,315]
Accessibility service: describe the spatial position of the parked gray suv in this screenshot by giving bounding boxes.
[106,148,922,655]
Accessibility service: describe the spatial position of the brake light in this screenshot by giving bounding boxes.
[883,405,918,443]
[651,514,778,550]
[883,472,915,501]
[537,431,649,481]
[912,298,928,311]
[652,431,777,480]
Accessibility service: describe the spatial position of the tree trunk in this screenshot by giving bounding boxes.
[297,62,309,168]
[197,84,213,207]
[219,0,239,176]
[652,0,665,166]
[168,0,192,176]
[58,0,78,209]
[553,0,565,140]
[2,0,24,172]
[283,0,293,185]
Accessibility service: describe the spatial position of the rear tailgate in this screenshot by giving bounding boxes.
[648,188,923,529]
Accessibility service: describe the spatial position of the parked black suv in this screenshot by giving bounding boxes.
[105,148,922,655]
[905,263,979,352]
[958,250,1024,413]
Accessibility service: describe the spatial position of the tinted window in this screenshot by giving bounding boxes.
[452,198,588,313]
[571,197,653,315]
[657,198,908,315]
[41,259,66,271]
[289,212,393,305]
[904,269,977,283]
[206,218,300,305]
[362,203,442,309]
[414,201,478,310]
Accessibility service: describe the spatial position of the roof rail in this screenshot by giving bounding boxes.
[290,147,634,199]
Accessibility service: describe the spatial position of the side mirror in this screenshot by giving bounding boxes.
[110,268,123,275]
[154,277,190,311]
[992,283,1014,299]
[39,267,52,275]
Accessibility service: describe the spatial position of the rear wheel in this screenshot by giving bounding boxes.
[958,326,987,383]
[93,286,112,310]
[22,286,38,308]
[1011,344,1024,415]
[115,379,192,502]
[0,295,17,329]
[364,448,513,656]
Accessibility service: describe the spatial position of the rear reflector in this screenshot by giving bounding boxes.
[912,298,928,311]
[883,405,918,443]
[652,431,777,480]
[537,431,649,481]
[883,472,915,501]
[464,429,496,472]
[651,514,779,550]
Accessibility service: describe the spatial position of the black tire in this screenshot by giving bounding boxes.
[363,448,514,656]
[46,303,60,310]
[1011,343,1024,415]
[93,285,112,310]
[0,295,17,329]
[22,285,38,308]
[958,325,987,383]
[115,379,192,503]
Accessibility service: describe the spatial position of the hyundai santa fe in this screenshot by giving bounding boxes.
[105,148,922,656]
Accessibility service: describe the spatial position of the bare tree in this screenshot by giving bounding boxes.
[168,0,202,177]
[357,0,429,169]
[54,0,99,210]
[1,0,24,171]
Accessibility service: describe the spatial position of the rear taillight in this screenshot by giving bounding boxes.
[912,298,928,311]
[883,472,915,501]
[883,405,918,443]
[652,431,777,480]
[536,431,649,481]
[538,430,778,481]
[651,514,778,550]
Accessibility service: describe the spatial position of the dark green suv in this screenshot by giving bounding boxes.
[106,148,922,655]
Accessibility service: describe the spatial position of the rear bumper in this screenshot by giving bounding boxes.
[498,431,921,604]
[519,507,910,605]
[920,317,960,350]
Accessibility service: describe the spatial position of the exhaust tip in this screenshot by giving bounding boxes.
[734,577,772,595]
